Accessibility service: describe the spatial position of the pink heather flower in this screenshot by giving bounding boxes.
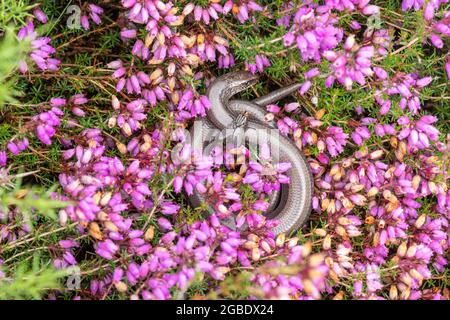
[351,126,371,146]
[252,200,270,211]
[63,252,77,265]
[190,3,223,25]
[305,68,320,79]
[397,115,440,151]
[110,99,148,136]
[430,33,443,48]
[223,1,264,24]
[31,103,64,146]
[120,29,137,39]
[424,2,436,20]
[429,14,450,50]
[324,126,348,156]
[243,144,291,194]
[446,60,450,79]
[300,81,312,95]
[350,20,362,29]
[382,73,432,115]
[158,217,173,230]
[284,5,343,63]
[59,240,79,249]
[177,90,211,119]
[33,8,48,24]
[7,142,19,155]
[190,34,232,65]
[373,67,388,80]
[96,239,120,260]
[324,35,374,90]
[401,0,425,11]
[17,21,60,73]
[245,54,270,74]
[5,138,29,156]
[79,4,104,30]
[361,5,380,15]
[0,151,6,167]
[284,103,299,112]
[160,201,180,215]
[324,0,379,15]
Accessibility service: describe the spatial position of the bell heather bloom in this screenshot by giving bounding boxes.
[124,6,186,61]
[401,0,448,12]
[176,89,211,119]
[401,0,425,11]
[323,35,375,90]
[69,94,88,117]
[184,2,223,25]
[26,94,86,146]
[189,33,232,64]
[80,3,104,30]
[276,1,295,27]
[33,7,48,24]
[223,0,264,24]
[97,239,120,260]
[6,138,29,156]
[0,151,6,167]
[32,106,64,145]
[170,143,214,196]
[384,73,432,115]
[366,29,391,56]
[122,0,181,25]
[17,21,60,73]
[245,54,270,74]
[283,4,343,62]
[0,204,33,244]
[251,244,328,299]
[400,0,449,49]
[218,53,235,69]
[109,97,148,137]
[108,61,166,100]
[323,126,349,157]
[427,14,450,49]
[397,115,440,151]
[325,0,380,15]
[351,126,371,146]
[243,144,291,193]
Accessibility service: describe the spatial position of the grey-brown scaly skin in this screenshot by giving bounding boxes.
[188,71,313,234]
[226,100,313,234]
[205,71,259,130]
[252,82,303,107]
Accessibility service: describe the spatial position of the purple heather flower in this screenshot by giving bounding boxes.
[284,5,343,63]
[446,60,450,79]
[245,54,270,74]
[352,126,371,146]
[17,21,60,73]
[324,35,375,90]
[0,151,6,167]
[223,0,264,24]
[33,8,48,24]
[324,126,349,157]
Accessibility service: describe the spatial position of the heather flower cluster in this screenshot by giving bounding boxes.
[0,0,448,301]
[80,3,104,30]
[18,21,60,73]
